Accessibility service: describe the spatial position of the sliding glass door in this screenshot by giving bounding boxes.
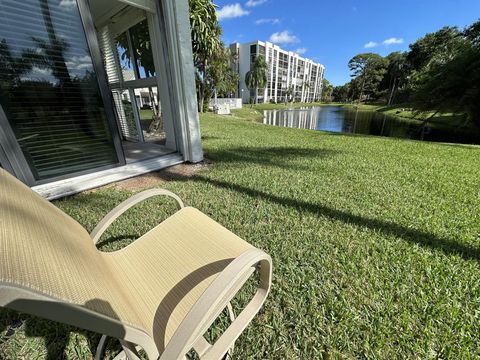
[0,0,123,184]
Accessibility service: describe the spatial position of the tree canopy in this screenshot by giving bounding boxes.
[334,19,480,127]
[348,53,388,102]
[412,21,480,126]
[321,79,333,102]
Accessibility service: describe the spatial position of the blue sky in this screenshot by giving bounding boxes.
[215,0,480,85]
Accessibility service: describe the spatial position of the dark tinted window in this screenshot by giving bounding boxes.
[0,0,119,180]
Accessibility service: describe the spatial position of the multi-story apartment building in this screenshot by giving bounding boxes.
[229,41,325,104]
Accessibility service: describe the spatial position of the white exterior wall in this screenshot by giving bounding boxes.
[231,40,325,104]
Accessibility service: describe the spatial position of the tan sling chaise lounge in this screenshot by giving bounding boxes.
[0,169,272,359]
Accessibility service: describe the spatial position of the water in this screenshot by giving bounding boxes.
[262,106,480,145]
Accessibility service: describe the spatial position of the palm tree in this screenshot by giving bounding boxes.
[245,55,268,105]
[321,79,334,102]
[303,82,310,102]
[284,85,294,105]
[189,0,222,112]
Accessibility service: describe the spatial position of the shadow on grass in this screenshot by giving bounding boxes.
[0,299,129,359]
[0,308,102,359]
[206,146,341,170]
[201,135,221,141]
[183,175,480,262]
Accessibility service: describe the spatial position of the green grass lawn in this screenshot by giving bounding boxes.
[139,109,154,130]
[1,113,480,359]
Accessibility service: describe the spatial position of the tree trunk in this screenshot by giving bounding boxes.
[359,75,366,103]
[148,87,158,116]
[197,75,204,113]
[198,89,204,113]
[147,87,163,134]
[197,59,207,113]
[388,77,397,105]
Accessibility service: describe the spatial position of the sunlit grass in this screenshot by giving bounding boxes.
[1,113,479,358]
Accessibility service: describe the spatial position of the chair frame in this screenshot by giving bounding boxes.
[0,189,272,360]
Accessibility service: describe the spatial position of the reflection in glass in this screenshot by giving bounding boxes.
[116,20,156,79]
[0,0,118,180]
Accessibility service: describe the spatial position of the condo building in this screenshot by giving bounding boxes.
[229,41,325,104]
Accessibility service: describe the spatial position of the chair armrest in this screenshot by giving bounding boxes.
[160,248,272,360]
[90,189,184,245]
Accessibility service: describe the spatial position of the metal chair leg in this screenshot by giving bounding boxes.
[224,303,236,359]
[119,340,143,360]
[95,335,109,360]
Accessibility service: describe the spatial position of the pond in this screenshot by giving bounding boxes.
[262,106,480,145]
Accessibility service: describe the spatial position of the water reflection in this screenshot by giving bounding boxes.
[263,106,479,145]
[264,108,318,130]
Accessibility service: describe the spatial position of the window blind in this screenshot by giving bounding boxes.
[0,0,119,181]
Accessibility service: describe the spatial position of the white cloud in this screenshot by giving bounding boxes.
[217,3,250,20]
[30,67,53,77]
[364,37,404,49]
[383,37,404,45]
[269,31,299,44]
[246,0,267,7]
[294,47,307,55]
[66,55,92,70]
[20,67,56,84]
[59,0,76,9]
[364,41,378,49]
[255,18,280,25]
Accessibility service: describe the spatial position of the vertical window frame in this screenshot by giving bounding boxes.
[76,0,126,168]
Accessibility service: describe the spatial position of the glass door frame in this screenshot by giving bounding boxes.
[94,0,203,162]
[105,9,166,145]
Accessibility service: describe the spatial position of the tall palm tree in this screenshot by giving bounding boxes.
[303,82,310,102]
[285,85,294,105]
[245,55,268,105]
[189,0,222,112]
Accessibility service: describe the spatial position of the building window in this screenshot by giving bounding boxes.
[259,45,265,56]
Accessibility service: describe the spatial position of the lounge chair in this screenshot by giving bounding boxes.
[0,169,272,359]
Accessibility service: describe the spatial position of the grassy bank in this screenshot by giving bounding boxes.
[342,103,473,130]
[1,113,479,359]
